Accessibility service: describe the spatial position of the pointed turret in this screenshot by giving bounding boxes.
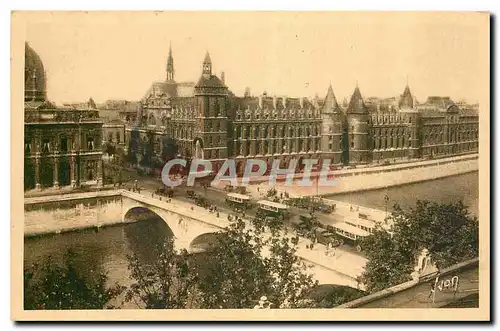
[399,85,414,109]
[323,84,341,113]
[346,86,368,114]
[202,51,212,78]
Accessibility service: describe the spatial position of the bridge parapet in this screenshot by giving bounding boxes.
[120,190,225,251]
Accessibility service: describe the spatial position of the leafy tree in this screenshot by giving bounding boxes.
[125,238,199,309]
[24,250,124,310]
[161,137,179,163]
[124,216,318,309]
[359,200,479,293]
[196,218,318,309]
[103,141,116,157]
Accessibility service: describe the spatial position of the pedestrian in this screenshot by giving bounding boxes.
[216,211,219,218]
[152,192,154,198]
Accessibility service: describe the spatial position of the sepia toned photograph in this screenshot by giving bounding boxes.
[11,11,490,321]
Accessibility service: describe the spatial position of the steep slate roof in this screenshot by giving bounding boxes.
[203,51,212,64]
[323,84,341,113]
[398,85,414,109]
[195,75,225,89]
[346,86,368,114]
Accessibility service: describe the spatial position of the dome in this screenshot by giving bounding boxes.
[24,42,47,102]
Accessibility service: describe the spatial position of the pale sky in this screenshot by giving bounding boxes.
[24,11,489,105]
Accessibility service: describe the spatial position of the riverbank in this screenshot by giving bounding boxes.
[24,188,366,286]
[258,154,478,197]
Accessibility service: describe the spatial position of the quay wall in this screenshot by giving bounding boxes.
[268,154,479,197]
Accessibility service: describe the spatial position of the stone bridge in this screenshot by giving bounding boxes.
[120,190,225,252]
[25,189,366,289]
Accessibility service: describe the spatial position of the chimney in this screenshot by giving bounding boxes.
[273,96,277,109]
[258,95,263,109]
[221,71,225,85]
[299,97,304,109]
[282,96,287,108]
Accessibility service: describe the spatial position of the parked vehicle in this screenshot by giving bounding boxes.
[226,193,252,209]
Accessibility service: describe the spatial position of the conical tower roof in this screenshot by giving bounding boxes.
[203,51,211,64]
[323,84,341,113]
[399,85,414,109]
[346,85,368,114]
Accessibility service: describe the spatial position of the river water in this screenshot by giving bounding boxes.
[326,172,479,218]
[24,172,479,308]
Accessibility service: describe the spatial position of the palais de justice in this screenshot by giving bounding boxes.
[23,42,479,190]
[124,45,479,173]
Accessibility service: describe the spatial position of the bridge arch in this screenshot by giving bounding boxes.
[123,206,175,238]
[189,232,224,253]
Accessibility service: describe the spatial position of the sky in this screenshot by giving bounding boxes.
[23,11,489,105]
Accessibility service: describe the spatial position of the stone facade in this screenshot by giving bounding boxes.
[24,43,103,190]
[124,45,479,172]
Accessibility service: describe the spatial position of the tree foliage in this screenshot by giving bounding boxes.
[125,238,199,309]
[359,200,479,293]
[24,250,124,310]
[161,137,179,163]
[125,216,318,309]
[196,218,318,309]
[103,141,116,157]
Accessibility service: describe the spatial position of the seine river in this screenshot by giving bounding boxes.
[24,172,479,307]
[326,171,479,218]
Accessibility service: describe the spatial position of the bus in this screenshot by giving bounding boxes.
[256,200,289,219]
[344,217,376,234]
[225,193,252,209]
[332,222,370,245]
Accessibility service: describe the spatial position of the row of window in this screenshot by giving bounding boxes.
[371,114,415,124]
[234,139,321,156]
[233,124,322,140]
[107,131,122,144]
[235,109,321,121]
[25,135,97,154]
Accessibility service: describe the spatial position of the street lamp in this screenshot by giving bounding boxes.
[384,193,390,219]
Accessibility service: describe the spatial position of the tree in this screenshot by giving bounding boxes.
[161,137,179,163]
[359,200,479,293]
[125,238,199,309]
[24,249,124,310]
[124,216,319,309]
[196,218,318,309]
[103,141,116,157]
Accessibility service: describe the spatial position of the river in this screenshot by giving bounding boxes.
[325,172,479,218]
[24,172,479,308]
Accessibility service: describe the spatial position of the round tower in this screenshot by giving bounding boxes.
[346,85,372,164]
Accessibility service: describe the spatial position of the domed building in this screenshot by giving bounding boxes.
[24,42,103,191]
[24,43,47,102]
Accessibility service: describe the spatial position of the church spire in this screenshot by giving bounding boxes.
[166,41,174,81]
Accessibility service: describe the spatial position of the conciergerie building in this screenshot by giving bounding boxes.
[125,45,479,175]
